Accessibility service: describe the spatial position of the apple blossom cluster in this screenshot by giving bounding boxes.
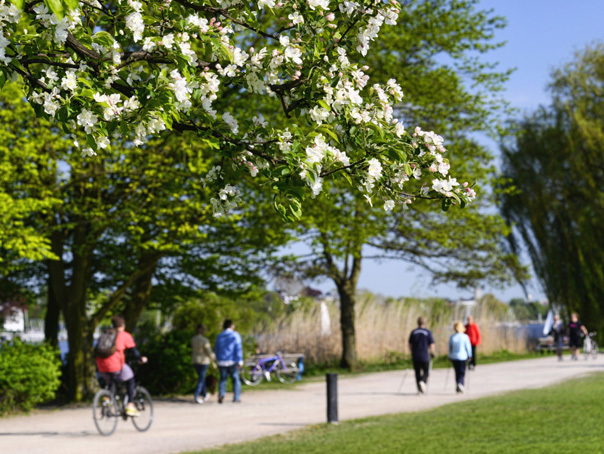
[0,0,476,219]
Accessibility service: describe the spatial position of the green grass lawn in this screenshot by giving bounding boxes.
[194,373,604,454]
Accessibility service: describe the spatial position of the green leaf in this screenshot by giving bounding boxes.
[92,31,114,48]
[317,100,331,111]
[317,125,339,143]
[8,0,24,10]
[289,198,302,220]
[63,0,79,11]
[44,0,64,20]
[86,134,98,152]
[341,171,353,187]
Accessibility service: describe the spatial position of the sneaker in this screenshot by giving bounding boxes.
[457,384,465,394]
[418,381,426,394]
[233,400,242,404]
[218,395,224,404]
[126,406,139,417]
[195,397,204,404]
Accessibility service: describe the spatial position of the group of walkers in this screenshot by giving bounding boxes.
[408,316,481,394]
[549,312,589,361]
[191,319,243,404]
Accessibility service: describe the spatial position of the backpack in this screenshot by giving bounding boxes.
[95,328,117,358]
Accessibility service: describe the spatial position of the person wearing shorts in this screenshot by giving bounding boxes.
[96,315,147,416]
[568,312,588,360]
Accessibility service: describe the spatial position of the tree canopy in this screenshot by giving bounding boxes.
[273,0,524,368]
[0,81,288,399]
[499,44,604,332]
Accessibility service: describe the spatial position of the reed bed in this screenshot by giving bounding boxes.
[255,293,526,365]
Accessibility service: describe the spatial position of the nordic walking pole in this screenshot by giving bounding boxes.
[397,368,408,393]
[466,360,470,393]
[427,355,434,393]
[444,360,450,391]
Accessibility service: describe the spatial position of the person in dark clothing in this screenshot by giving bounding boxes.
[568,312,588,360]
[548,314,565,361]
[408,317,435,394]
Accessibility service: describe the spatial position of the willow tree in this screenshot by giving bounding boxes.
[500,44,604,334]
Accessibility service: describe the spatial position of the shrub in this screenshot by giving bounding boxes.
[137,329,197,396]
[0,339,62,414]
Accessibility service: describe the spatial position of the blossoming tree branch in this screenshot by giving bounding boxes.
[0,0,476,219]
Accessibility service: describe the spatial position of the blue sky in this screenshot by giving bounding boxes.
[302,0,604,302]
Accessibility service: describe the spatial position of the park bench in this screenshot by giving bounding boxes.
[534,336,569,354]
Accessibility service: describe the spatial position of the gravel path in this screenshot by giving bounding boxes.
[1,356,601,454]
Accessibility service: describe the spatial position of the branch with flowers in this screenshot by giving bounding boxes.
[0,0,476,219]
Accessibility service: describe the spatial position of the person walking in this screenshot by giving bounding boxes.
[549,314,565,361]
[192,324,215,404]
[568,312,588,360]
[465,315,481,370]
[214,319,243,403]
[408,316,435,394]
[448,321,472,394]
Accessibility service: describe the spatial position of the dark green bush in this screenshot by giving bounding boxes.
[0,339,61,414]
[137,329,197,395]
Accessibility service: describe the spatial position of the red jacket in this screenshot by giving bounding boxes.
[465,323,481,346]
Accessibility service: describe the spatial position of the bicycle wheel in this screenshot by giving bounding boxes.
[93,389,119,436]
[275,361,299,384]
[130,386,153,432]
[241,364,264,386]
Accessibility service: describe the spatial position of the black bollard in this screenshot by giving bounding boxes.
[326,373,338,423]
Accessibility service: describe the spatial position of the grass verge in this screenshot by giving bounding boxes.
[193,372,604,454]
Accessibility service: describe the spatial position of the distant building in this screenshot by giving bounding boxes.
[1,299,27,332]
[455,288,483,317]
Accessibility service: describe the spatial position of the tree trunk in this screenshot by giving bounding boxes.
[337,281,358,370]
[62,225,96,401]
[123,262,156,332]
[44,276,60,347]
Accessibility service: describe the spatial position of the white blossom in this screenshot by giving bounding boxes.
[222,112,239,134]
[76,109,98,134]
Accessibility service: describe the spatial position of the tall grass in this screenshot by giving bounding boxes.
[255,293,526,365]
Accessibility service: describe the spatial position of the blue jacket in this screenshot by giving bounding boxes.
[214,329,243,366]
[448,332,472,361]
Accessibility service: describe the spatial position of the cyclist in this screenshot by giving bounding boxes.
[568,312,588,360]
[96,315,147,416]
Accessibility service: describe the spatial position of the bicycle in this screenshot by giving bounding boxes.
[92,378,154,436]
[240,352,300,386]
[583,332,599,360]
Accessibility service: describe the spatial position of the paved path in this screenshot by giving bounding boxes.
[1,357,602,454]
